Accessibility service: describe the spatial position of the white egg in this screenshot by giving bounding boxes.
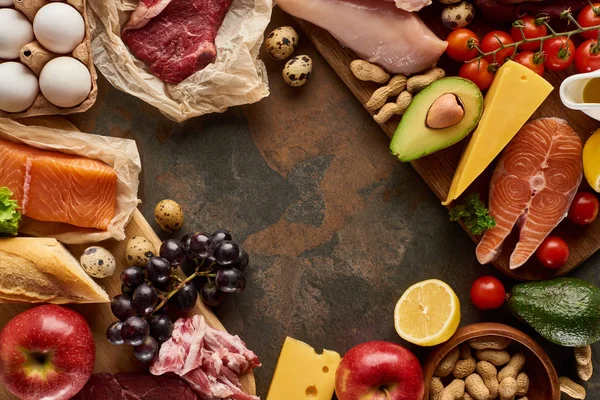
[0,62,39,113]
[0,0,14,7]
[33,3,85,54]
[39,56,91,108]
[0,9,34,59]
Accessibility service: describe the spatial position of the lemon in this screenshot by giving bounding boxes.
[394,279,460,347]
[583,130,600,193]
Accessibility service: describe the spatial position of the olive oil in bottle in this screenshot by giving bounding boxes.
[583,78,600,103]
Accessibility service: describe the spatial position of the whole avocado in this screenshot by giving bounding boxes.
[508,277,600,347]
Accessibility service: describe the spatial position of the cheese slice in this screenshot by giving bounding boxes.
[442,60,553,205]
[266,337,341,400]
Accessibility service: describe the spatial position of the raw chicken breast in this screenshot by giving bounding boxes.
[386,0,432,12]
[278,0,447,75]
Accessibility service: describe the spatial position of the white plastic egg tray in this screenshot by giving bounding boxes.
[0,0,97,118]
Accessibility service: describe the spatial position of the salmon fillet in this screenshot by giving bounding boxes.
[0,140,117,230]
[476,118,583,269]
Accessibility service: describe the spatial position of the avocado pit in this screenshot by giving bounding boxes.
[426,93,465,129]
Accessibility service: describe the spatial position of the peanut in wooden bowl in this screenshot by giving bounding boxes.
[422,322,560,400]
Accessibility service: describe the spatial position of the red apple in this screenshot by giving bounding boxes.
[0,305,95,400]
[335,341,424,400]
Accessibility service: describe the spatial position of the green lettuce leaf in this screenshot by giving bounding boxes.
[0,187,21,236]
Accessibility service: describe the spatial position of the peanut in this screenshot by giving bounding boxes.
[498,352,526,382]
[575,346,593,382]
[515,372,529,396]
[365,75,407,111]
[475,349,511,366]
[430,377,444,400]
[465,373,489,400]
[436,347,460,377]
[454,344,476,379]
[407,68,446,93]
[350,60,390,84]
[440,379,465,400]
[499,377,517,400]
[373,91,412,124]
[559,376,586,399]
[468,336,512,351]
[476,360,499,398]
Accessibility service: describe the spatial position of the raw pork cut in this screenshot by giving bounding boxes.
[151,315,260,400]
[277,0,447,75]
[72,372,200,399]
[122,0,233,84]
[477,118,583,269]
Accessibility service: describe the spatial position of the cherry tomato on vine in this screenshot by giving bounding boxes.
[510,15,548,51]
[568,192,600,225]
[459,59,495,90]
[536,236,569,269]
[514,51,545,75]
[481,31,515,65]
[575,39,600,73]
[578,3,600,40]
[446,29,479,62]
[542,37,575,71]
[470,276,506,310]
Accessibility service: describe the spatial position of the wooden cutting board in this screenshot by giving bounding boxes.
[293,8,600,281]
[0,117,256,399]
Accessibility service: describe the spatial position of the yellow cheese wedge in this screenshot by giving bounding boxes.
[266,337,341,400]
[442,60,553,205]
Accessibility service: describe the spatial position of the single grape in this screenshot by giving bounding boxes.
[201,281,225,307]
[169,282,198,311]
[132,283,158,313]
[214,240,239,265]
[147,257,171,284]
[190,233,214,258]
[106,321,124,345]
[232,247,249,271]
[160,239,186,266]
[149,314,174,342]
[133,336,159,363]
[111,294,136,321]
[121,316,150,346]
[212,229,232,245]
[121,266,145,289]
[215,268,246,293]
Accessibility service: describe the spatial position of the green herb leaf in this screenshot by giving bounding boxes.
[0,187,21,236]
[449,193,496,236]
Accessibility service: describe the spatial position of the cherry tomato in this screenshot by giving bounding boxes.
[481,31,515,65]
[542,37,575,71]
[470,276,506,310]
[510,16,548,51]
[568,192,600,225]
[459,59,495,90]
[578,3,600,40]
[514,51,545,75]
[575,39,600,73]
[536,236,569,269]
[446,29,479,62]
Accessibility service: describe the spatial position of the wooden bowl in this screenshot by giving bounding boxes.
[422,322,560,400]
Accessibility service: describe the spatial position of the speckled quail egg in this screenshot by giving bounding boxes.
[126,236,157,267]
[283,55,312,87]
[154,199,184,233]
[265,26,299,60]
[80,246,116,278]
[442,1,475,29]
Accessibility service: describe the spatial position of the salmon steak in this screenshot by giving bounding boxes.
[0,140,117,230]
[476,118,583,269]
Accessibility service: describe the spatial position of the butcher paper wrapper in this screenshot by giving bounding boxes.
[87,0,272,122]
[0,118,141,244]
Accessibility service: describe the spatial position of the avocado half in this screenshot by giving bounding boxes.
[390,77,483,162]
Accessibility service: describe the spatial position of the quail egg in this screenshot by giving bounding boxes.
[154,199,184,233]
[0,9,34,60]
[80,246,116,278]
[283,55,312,87]
[265,26,299,60]
[442,1,475,30]
[126,236,157,267]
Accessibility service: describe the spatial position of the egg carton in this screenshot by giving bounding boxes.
[0,0,97,118]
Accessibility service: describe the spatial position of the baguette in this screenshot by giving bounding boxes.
[0,238,109,304]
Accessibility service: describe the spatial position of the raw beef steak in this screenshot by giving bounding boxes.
[122,0,233,84]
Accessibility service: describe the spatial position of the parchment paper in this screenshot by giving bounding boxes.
[0,118,141,244]
[87,0,272,122]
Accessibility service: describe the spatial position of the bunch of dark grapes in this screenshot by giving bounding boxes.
[106,229,249,363]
